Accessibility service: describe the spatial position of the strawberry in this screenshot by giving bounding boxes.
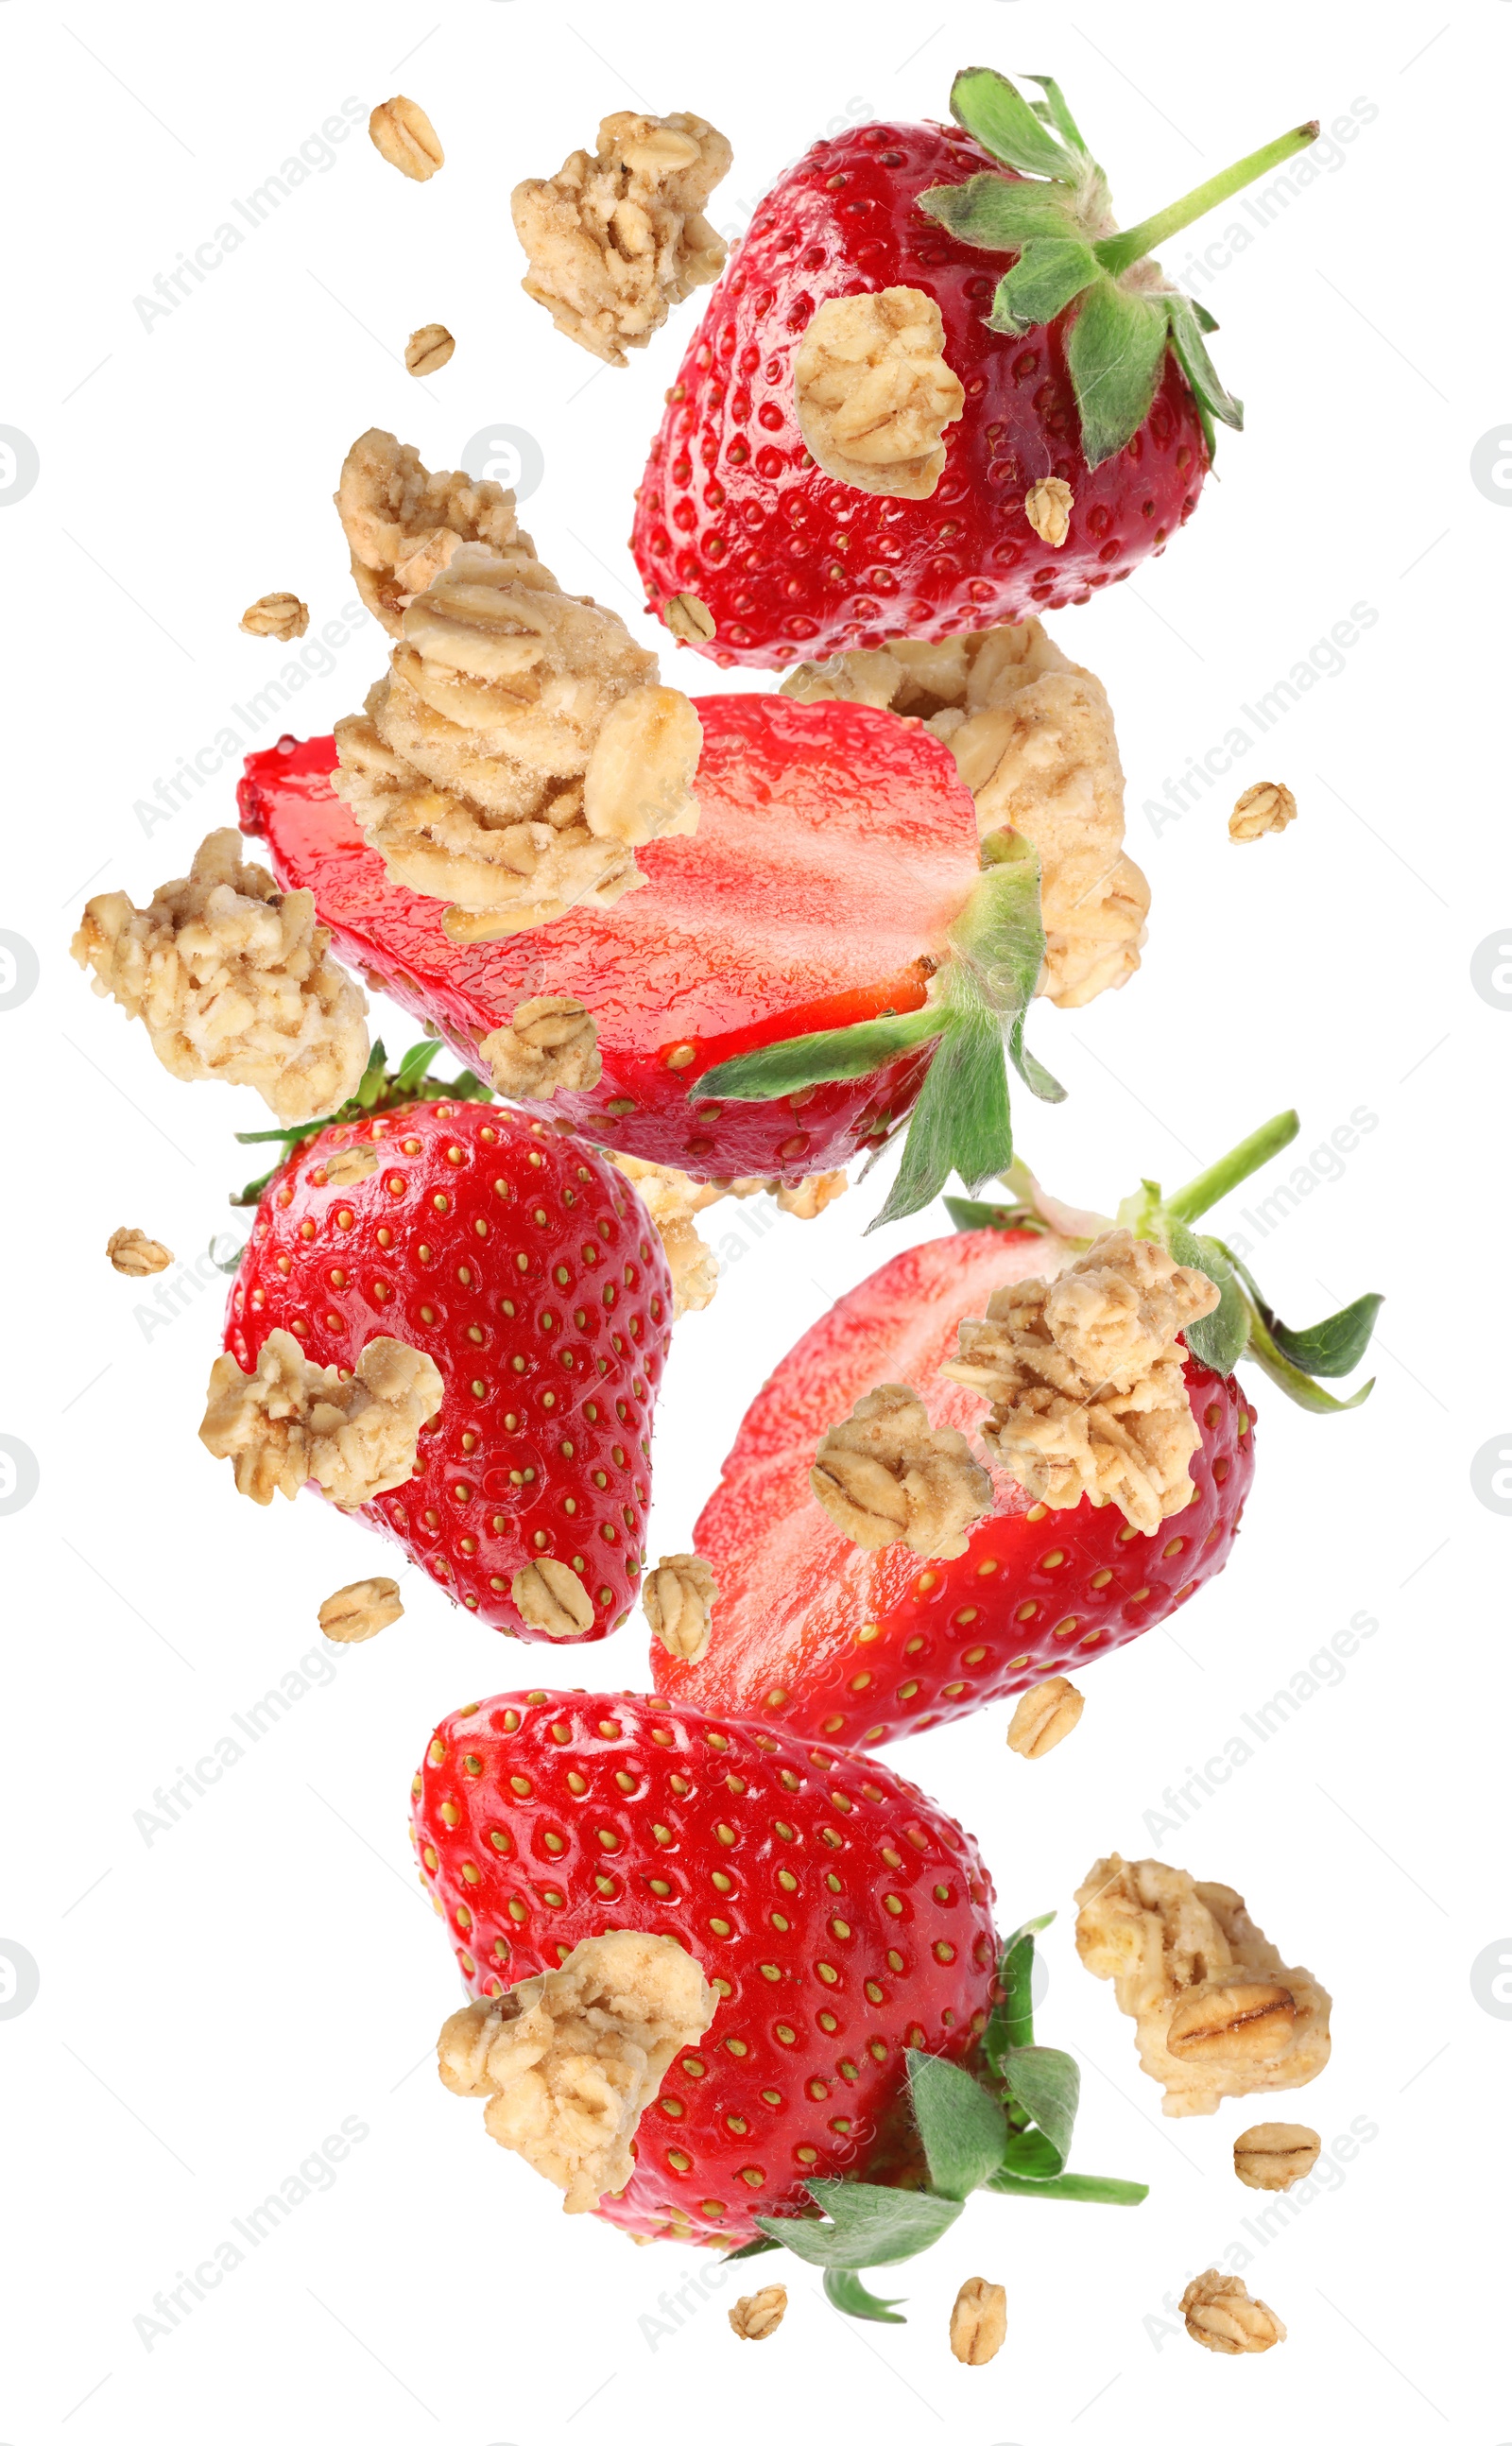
[218,1054,672,1639]
[630,69,1317,668]
[657,1113,1381,1744]
[414,1688,1143,2290]
[239,698,1062,1219]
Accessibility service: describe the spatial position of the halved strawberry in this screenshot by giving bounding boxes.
[657,1114,1379,1743]
[238,695,1060,1212]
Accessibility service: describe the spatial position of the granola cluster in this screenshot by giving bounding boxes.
[512,112,731,366]
[335,428,537,634]
[479,996,601,1099]
[783,619,1148,1008]
[198,1329,442,1509]
[811,1382,993,1560]
[1074,1854,1332,2116]
[794,287,965,499]
[72,830,369,1127]
[437,1931,715,2211]
[333,524,701,941]
[941,1230,1218,1535]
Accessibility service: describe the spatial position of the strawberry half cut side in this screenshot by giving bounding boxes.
[414,1689,1143,2289]
[660,1111,1379,1744]
[632,68,1317,667]
[238,698,1062,1215]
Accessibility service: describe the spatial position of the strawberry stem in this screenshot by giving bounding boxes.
[1093,122,1318,276]
[1162,1109,1299,1224]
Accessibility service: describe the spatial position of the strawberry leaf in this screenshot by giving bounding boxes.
[1022,74,1095,159]
[756,2181,962,2268]
[823,2269,907,2324]
[1000,2126,1065,2180]
[994,2043,1079,2172]
[919,171,1081,251]
[987,233,1101,336]
[944,1194,1040,1234]
[1237,1295,1376,1414]
[906,2049,1009,2199]
[986,2169,1149,2205]
[869,999,1011,1231]
[1217,1245,1383,1379]
[1065,279,1171,470]
[1165,1221,1250,1377]
[948,66,1083,181]
[983,1912,1053,2073]
[696,1006,942,1102]
[724,2233,783,2261]
[1165,295,1244,435]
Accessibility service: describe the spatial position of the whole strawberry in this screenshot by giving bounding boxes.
[414,1688,1143,2282]
[221,1066,671,1638]
[632,70,1316,668]
[660,1113,1379,1743]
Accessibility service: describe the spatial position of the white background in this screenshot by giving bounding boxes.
[0,2,1505,2439]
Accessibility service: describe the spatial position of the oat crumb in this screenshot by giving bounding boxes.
[1229,782,1297,842]
[369,95,443,181]
[644,1553,717,1663]
[1179,2269,1286,2354]
[107,1227,173,1278]
[1024,477,1074,546]
[240,592,309,642]
[729,2285,787,2341]
[405,322,455,376]
[319,1576,404,1643]
[1006,1676,1083,1759]
[949,2278,1007,2365]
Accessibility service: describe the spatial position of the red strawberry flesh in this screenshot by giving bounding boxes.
[632,119,1209,668]
[238,696,981,1179]
[413,1686,998,2246]
[655,1228,1253,1741]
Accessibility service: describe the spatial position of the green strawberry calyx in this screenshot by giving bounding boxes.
[917,68,1318,467]
[945,1107,1383,1414]
[227,1036,492,1208]
[695,831,1064,1233]
[728,1915,1145,2322]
